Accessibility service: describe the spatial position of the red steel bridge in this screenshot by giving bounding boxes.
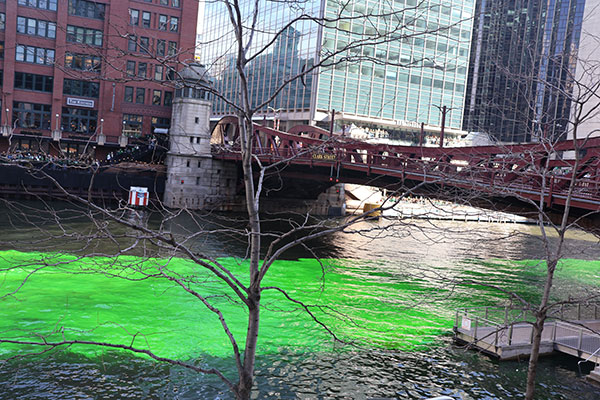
[211,117,600,226]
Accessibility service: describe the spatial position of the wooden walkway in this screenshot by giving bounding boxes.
[453,305,600,382]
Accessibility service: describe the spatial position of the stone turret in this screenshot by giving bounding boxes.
[163,63,238,209]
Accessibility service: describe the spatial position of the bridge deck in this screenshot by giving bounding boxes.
[211,120,600,220]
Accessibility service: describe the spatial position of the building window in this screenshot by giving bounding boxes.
[138,62,148,78]
[170,17,179,32]
[156,40,166,57]
[151,117,170,132]
[66,25,103,46]
[68,0,105,20]
[16,45,55,65]
[126,60,136,76]
[0,13,5,30]
[164,91,173,106]
[124,87,134,102]
[136,88,145,104]
[62,107,98,134]
[14,72,54,92]
[64,53,101,72]
[60,142,89,157]
[128,35,137,52]
[0,42,4,59]
[172,0,180,7]
[129,9,139,25]
[13,102,52,130]
[17,0,57,11]
[140,37,150,54]
[166,68,175,81]
[160,0,168,5]
[63,79,100,98]
[123,114,143,136]
[158,15,168,30]
[154,65,164,80]
[17,17,56,38]
[168,41,177,56]
[152,90,161,105]
[142,12,151,28]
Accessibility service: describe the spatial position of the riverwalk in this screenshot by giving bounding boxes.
[454,304,600,382]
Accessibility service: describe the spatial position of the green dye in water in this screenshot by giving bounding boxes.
[0,251,597,361]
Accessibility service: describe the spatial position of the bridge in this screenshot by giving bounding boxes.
[210,117,600,228]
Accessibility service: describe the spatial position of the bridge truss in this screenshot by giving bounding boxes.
[211,117,600,219]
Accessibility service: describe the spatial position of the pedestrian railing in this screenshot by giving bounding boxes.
[454,304,600,361]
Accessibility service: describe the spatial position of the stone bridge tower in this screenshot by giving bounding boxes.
[163,64,238,209]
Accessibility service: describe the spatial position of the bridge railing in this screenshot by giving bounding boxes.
[211,129,600,209]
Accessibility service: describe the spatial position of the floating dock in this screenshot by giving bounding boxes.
[454,305,600,382]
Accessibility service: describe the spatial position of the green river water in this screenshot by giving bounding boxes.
[0,214,600,399]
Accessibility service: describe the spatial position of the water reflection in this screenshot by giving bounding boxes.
[0,201,600,399]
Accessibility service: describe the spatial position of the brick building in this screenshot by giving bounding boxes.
[0,0,198,159]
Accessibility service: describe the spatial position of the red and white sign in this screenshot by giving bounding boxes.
[128,186,149,206]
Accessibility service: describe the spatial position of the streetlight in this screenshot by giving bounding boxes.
[433,105,456,148]
[267,106,282,130]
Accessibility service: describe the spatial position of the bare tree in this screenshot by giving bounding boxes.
[0,1,479,399]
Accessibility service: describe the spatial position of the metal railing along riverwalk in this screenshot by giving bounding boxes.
[454,304,600,366]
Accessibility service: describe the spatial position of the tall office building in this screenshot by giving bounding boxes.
[571,0,600,139]
[201,0,475,139]
[0,0,197,158]
[463,0,585,143]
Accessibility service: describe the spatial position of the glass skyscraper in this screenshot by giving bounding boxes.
[201,0,475,136]
[463,0,585,143]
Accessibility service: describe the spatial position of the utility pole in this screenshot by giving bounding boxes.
[440,105,447,148]
[329,109,336,136]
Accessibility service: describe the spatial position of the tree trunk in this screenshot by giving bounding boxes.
[236,294,260,400]
[525,317,545,400]
[524,259,556,400]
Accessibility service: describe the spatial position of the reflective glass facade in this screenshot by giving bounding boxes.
[202,0,321,119]
[463,0,585,142]
[201,0,475,131]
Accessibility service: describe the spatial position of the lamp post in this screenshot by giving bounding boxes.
[433,105,455,148]
[267,106,282,130]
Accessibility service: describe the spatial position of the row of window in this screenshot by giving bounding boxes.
[128,36,178,57]
[9,72,176,105]
[13,101,170,134]
[18,0,179,17]
[16,45,55,65]
[130,9,179,32]
[15,46,103,72]
[126,61,175,81]
[13,73,100,99]
[17,0,58,12]
[14,72,54,93]
[124,87,173,106]
[152,0,180,7]
[63,79,100,98]
[68,0,105,20]
[66,25,103,47]
[65,53,102,72]
[17,16,57,38]
[62,107,97,134]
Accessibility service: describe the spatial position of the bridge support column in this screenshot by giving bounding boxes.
[164,157,238,210]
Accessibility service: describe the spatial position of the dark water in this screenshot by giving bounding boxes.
[1,204,600,399]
